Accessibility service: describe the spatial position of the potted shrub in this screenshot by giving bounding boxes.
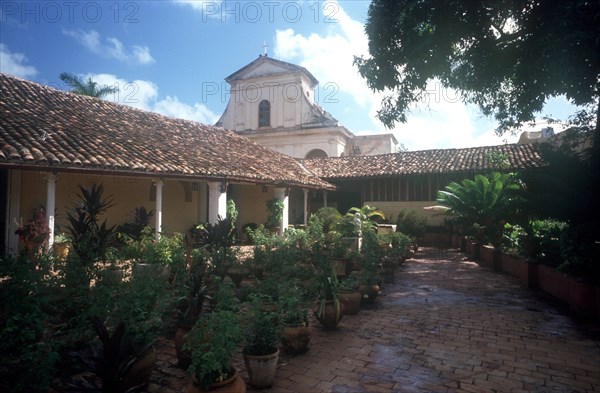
[278,284,311,355]
[53,232,71,260]
[175,247,210,369]
[338,274,362,315]
[184,309,244,393]
[359,229,382,304]
[242,294,281,389]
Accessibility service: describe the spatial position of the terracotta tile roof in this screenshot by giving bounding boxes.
[301,144,546,180]
[0,73,334,190]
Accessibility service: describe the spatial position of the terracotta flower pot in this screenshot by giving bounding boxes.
[338,290,362,315]
[121,346,157,391]
[185,368,246,393]
[313,300,344,330]
[359,284,380,304]
[281,323,312,355]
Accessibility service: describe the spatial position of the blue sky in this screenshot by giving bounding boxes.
[0,0,579,150]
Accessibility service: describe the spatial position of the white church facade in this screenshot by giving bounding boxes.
[216,55,398,158]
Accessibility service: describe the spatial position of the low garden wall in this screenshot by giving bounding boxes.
[463,239,600,318]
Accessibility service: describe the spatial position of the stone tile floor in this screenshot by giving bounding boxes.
[149,247,600,392]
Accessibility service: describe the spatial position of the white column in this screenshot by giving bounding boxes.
[302,189,309,225]
[154,179,164,238]
[208,181,227,224]
[46,173,57,250]
[6,170,21,255]
[323,191,328,208]
[273,187,289,235]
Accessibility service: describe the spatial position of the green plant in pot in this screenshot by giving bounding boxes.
[183,309,244,393]
[278,283,311,355]
[242,293,281,389]
[175,246,210,369]
[313,267,344,330]
[359,229,382,304]
[338,274,362,315]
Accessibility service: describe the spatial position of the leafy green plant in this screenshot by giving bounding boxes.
[360,229,382,286]
[66,183,116,271]
[313,207,342,233]
[436,172,525,247]
[242,294,281,356]
[116,207,154,241]
[184,309,241,389]
[314,267,342,322]
[394,209,427,240]
[278,284,308,326]
[265,198,284,229]
[337,205,385,236]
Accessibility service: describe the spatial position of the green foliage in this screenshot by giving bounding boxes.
[185,310,241,389]
[265,198,284,228]
[337,205,385,236]
[502,223,527,256]
[313,207,342,233]
[242,294,281,356]
[226,199,238,227]
[436,172,524,247]
[355,0,599,134]
[278,284,308,326]
[0,254,60,393]
[531,219,569,266]
[394,209,427,239]
[60,72,119,98]
[379,231,412,259]
[116,207,154,241]
[360,229,382,286]
[192,217,235,251]
[92,271,173,347]
[66,183,116,271]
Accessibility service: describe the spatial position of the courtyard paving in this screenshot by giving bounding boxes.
[150,247,600,393]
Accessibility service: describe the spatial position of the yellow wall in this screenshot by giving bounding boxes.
[365,201,448,226]
[18,171,206,235]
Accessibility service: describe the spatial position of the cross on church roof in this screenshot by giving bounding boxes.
[262,41,268,56]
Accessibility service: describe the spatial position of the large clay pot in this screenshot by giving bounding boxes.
[359,284,380,304]
[122,346,157,391]
[313,300,344,330]
[243,348,279,389]
[175,326,192,369]
[185,368,246,393]
[338,290,362,315]
[281,323,312,355]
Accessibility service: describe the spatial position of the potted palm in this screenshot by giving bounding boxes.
[184,309,245,393]
[359,229,382,304]
[242,294,281,389]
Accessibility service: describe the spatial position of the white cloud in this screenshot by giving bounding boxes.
[173,0,223,18]
[62,29,155,65]
[0,43,38,78]
[83,73,219,124]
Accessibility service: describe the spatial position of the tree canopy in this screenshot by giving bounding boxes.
[355,0,599,135]
[59,72,119,99]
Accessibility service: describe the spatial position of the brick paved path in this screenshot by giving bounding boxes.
[150,248,600,392]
